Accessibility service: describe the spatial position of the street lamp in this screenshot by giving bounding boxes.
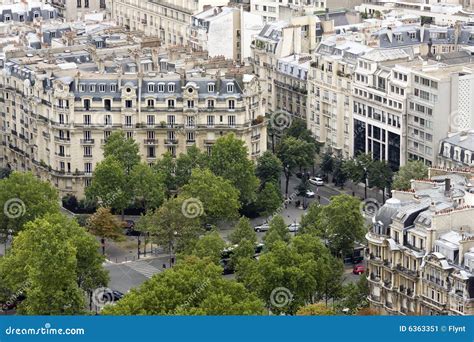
[137,235,141,260]
[363,167,368,199]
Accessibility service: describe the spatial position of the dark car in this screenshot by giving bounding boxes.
[220,259,235,275]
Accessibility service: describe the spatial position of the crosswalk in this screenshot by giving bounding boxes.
[125,260,161,279]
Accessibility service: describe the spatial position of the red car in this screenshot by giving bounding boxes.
[353,265,365,275]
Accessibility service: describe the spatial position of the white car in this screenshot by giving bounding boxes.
[306,190,316,198]
[254,223,270,232]
[309,177,324,186]
[288,223,300,233]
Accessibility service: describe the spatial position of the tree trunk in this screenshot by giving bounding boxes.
[285,173,290,198]
[121,208,125,221]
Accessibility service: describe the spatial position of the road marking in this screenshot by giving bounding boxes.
[126,260,161,279]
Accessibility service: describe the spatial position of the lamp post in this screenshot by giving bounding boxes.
[137,235,141,260]
[363,167,368,199]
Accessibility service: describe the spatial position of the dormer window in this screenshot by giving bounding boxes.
[227,83,234,93]
[99,84,106,92]
[208,83,215,92]
[148,83,155,92]
[168,83,175,93]
[89,84,96,92]
[158,83,165,92]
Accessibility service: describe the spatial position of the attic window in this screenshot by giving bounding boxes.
[227,83,234,93]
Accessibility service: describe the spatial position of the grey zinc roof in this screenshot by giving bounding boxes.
[441,131,474,151]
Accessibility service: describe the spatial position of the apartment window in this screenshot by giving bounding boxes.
[207,115,215,127]
[167,115,175,127]
[148,83,154,92]
[84,0,89,7]
[186,116,195,128]
[227,83,234,93]
[126,131,133,139]
[104,99,111,111]
[98,84,106,92]
[83,114,91,126]
[228,100,235,110]
[89,84,96,92]
[124,115,132,127]
[84,99,91,111]
[147,115,155,126]
[79,84,86,92]
[187,131,195,142]
[104,131,111,140]
[147,99,155,108]
[59,113,65,124]
[167,83,175,92]
[168,99,175,108]
[207,99,215,108]
[228,115,236,127]
[84,163,92,174]
[208,83,215,92]
[187,100,194,108]
[167,131,176,141]
[147,146,156,158]
[110,84,117,92]
[104,114,112,126]
[147,131,155,140]
[158,83,165,92]
[125,100,133,108]
[77,0,81,8]
[84,146,92,157]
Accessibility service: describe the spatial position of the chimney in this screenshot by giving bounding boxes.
[427,38,433,58]
[325,8,329,21]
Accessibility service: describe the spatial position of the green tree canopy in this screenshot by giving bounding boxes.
[256,182,282,217]
[392,160,428,191]
[154,152,177,196]
[296,303,336,316]
[101,257,265,315]
[129,162,166,210]
[0,172,59,236]
[255,151,283,186]
[180,168,240,223]
[86,157,130,214]
[86,207,123,241]
[320,151,334,177]
[263,215,290,248]
[103,131,140,174]
[175,146,209,188]
[184,231,226,265]
[228,217,257,246]
[209,134,259,205]
[0,213,107,314]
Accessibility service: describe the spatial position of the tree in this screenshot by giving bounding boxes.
[86,207,123,254]
[154,152,177,196]
[180,168,240,223]
[357,307,379,316]
[101,257,265,315]
[103,131,140,174]
[229,217,257,245]
[392,160,428,191]
[209,133,259,205]
[285,118,319,149]
[129,163,165,210]
[137,198,203,265]
[0,172,60,238]
[343,154,373,198]
[229,239,256,271]
[184,232,226,265]
[368,160,393,202]
[175,146,209,188]
[296,303,336,316]
[337,276,369,314]
[299,202,323,236]
[256,182,282,217]
[0,213,107,314]
[277,136,316,197]
[320,195,365,257]
[86,157,130,217]
[332,157,348,188]
[263,215,290,248]
[255,151,283,186]
[238,234,340,315]
[320,152,334,179]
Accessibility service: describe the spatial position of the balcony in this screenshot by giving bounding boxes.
[204,139,215,145]
[55,137,71,143]
[164,139,178,145]
[55,153,71,158]
[368,273,381,283]
[144,139,158,145]
[80,139,95,145]
[186,139,196,145]
[396,264,419,279]
[251,134,261,141]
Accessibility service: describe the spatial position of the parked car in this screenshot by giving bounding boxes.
[306,190,316,198]
[353,265,365,275]
[287,223,300,233]
[309,177,324,186]
[254,223,270,232]
[125,228,142,237]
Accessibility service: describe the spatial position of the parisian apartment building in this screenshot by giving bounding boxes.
[366,171,474,315]
[0,30,266,198]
